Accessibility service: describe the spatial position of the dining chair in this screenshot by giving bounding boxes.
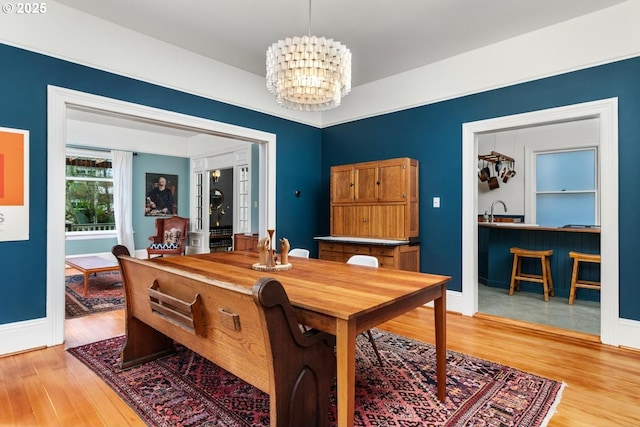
[346,255,384,366]
[346,254,378,268]
[288,248,310,258]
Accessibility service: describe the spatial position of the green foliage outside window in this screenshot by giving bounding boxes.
[65,154,115,230]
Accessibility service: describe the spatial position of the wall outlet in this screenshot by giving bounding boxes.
[433,197,440,208]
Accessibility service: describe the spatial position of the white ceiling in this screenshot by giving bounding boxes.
[55,0,626,88]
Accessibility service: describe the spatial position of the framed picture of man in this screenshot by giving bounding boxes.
[145,173,178,216]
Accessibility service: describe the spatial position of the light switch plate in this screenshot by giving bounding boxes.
[433,197,440,208]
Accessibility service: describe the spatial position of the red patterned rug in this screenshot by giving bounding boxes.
[65,272,124,318]
[68,331,563,426]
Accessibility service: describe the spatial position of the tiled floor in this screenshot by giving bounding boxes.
[478,283,600,336]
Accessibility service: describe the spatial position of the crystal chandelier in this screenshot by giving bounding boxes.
[266,0,351,111]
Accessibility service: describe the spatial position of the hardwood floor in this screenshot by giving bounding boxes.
[1,307,639,426]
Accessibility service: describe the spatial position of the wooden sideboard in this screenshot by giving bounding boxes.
[234,233,258,251]
[318,239,420,271]
[330,157,418,240]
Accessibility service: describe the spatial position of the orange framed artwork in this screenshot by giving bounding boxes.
[0,127,29,241]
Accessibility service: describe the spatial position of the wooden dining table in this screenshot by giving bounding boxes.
[151,251,451,427]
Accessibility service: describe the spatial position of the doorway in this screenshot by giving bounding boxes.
[46,86,277,347]
[461,98,619,346]
[209,167,234,252]
[475,122,600,336]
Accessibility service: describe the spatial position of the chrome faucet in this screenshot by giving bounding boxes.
[490,200,507,223]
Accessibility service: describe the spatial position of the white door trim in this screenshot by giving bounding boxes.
[45,85,277,348]
[461,98,619,346]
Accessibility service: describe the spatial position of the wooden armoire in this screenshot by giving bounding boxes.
[318,157,420,271]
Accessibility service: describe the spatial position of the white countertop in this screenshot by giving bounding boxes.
[478,223,601,233]
[314,236,411,245]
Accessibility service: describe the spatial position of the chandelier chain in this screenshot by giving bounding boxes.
[308,0,312,37]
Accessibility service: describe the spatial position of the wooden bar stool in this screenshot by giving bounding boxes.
[568,251,601,305]
[509,247,555,301]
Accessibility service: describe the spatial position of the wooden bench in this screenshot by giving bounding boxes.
[111,245,336,427]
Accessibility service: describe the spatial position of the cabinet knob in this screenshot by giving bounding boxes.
[376,181,381,185]
[349,182,354,187]
[402,193,407,198]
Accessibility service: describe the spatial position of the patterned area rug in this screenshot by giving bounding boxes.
[68,331,564,426]
[65,272,124,318]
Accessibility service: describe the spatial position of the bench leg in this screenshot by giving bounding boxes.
[120,316,174,369]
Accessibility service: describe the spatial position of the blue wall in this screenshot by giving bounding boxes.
[2,41,640,325]
[322,56,640,322]
[0,43,323,324]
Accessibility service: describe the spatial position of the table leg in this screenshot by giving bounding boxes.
[434,285,447,401]
[83,271,90,296]
[335,319,357,427]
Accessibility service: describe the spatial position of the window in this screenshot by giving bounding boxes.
[535,148,597,227]
[194,172,203,230]
[65,148,116,236]
[237,165,250,233]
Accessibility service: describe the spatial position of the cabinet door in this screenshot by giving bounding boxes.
[334,205,372,236]
[378,159,408,202]
[370,205,405,239]
[331,165,354,204]
[353,205,372,237]
[331,205,359,236]
[354,163,379,203]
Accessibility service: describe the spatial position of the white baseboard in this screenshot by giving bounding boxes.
[423,290,465,313]
[186,245,209,255]
[0,318,49,355]
[618,318,640,350]
[445,290,465,313]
